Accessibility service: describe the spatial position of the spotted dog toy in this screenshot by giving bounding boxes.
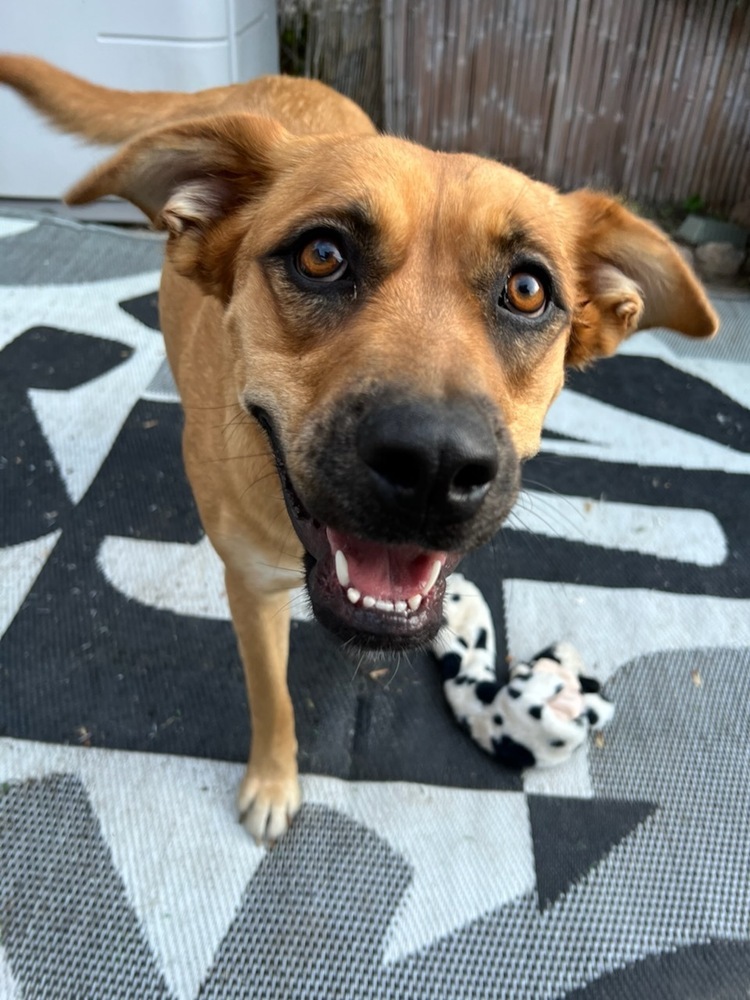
[432,574,614,768]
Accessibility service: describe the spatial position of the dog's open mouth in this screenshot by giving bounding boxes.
[326,528,445,616]
[253,408,462,649]
[288,478,462,650]
[306,526,462,649]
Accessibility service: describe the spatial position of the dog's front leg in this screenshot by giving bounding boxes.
[224,567,300,843]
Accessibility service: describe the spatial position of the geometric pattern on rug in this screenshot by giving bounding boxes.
[1,214,749,998]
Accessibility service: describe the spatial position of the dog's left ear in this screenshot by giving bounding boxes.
[66,113,291,299]
[563,190,718,367]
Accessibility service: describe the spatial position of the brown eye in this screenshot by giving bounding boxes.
[297,238,348,281]
[504,271,547,316]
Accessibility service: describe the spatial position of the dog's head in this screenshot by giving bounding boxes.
[68,112,717,649]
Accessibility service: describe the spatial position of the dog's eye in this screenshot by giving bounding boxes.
[502,270,547,316]
[297,237,348,282]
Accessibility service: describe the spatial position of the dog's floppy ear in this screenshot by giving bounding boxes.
[66,113,290,298]
[563,190,718,367]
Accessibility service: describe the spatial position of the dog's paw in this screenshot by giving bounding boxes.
[237,767,301,845]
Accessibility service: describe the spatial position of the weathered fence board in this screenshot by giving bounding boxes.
[279,0,750,211]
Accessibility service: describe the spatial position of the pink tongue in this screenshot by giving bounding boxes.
[326,529,446,600]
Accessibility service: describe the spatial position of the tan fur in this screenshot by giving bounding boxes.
[0,53,374,143]
[0,54,719,841]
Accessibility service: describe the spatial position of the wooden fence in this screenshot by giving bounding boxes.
[279,0,750,213]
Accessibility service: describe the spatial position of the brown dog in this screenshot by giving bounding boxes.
[0,55,717,842]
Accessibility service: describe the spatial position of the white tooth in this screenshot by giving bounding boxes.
[347,587,361,604]
[424,559,442,594]
[335,550,350,588]
[362,596,376,609]
[395,601,407,613]
[407,594,422,612]
[375,599,394,612]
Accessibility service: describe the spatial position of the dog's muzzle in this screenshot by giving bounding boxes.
[252,392,519,651]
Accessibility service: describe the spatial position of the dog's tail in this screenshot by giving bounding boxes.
[0,53,251,145]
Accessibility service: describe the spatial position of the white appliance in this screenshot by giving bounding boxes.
[0,0,279,216]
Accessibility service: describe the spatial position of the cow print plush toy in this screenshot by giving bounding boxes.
[432,574,614,768]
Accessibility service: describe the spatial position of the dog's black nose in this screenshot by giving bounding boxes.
[356,399,499,523]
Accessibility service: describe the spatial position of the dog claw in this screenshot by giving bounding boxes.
[237,769,301,845]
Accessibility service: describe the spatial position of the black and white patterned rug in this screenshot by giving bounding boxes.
[1,213,750,999]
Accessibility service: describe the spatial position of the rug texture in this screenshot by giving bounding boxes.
[1,213,750,999]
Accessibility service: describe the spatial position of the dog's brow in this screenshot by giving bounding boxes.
[277,202,378,247]
[492,228,545,257]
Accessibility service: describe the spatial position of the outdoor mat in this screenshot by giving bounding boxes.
[1,212,750,999]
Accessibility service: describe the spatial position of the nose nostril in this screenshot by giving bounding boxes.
[451,460,496,494]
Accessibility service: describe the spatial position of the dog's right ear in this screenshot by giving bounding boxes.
[66,113,290,298]
[562,190,718,367]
